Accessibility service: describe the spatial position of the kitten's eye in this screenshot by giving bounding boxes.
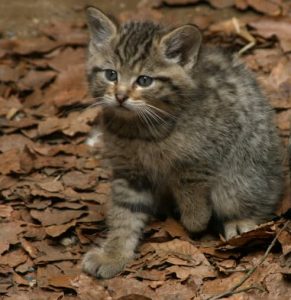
[136,75,153,87]
[105,69,118,82]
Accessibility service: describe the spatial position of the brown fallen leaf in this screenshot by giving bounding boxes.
[209,0,235,9]
[0,243,9,255]
[15,256,34,274]
[201,272,247,298]
[250,17,291,41]
[217,258,237,272]
[62,170,98,190]
[48,274,78,290]
[218,221,277,249]
[154,0,199,6]
[276,110,291,132]
[20,238,39,259]
[277,227,291,257]
[246,0,281,16]
[0,222,26,246]
[0,134,33,152]
[33,155,77,171]
[47,47,85,72]
[159,218,189,239]
[53,201,86,210]
[0,175,18,190]
[30,208,86,226]
[264,272,291,298]
[0,281,13,294]
[154,280,197,300]
[267,57,291,89]
[36,264,62,289]
[23,224,46,241]
[127,269,167,281]
[0,64,22,82]
[0,249,27,268]
[0,204,13,218]
[26,199,52,210]
[37,179,64,193]
[0,37,61,56]
[29,142,91,157]
[280,38,291,53]
[54,260,80,275]
[37,110,96,137]
[0,148,33,175]
[0,96,22,116]
[167,264,216,281]
[72,273,111,299]
[33,240,80,264]
[43,64,87,108]
[13,272,30,286]
[45,220,77,238]
[103,277,157,299]
[40,20,88,46]
[5,290,64,300]
[145,239,210,266]
[18,70,56,91]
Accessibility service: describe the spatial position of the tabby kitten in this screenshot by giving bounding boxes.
[82,7,283,278]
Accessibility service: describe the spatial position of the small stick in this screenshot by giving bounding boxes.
[231,17,256,56]
[207,220,290,300]
[221,267,251,274]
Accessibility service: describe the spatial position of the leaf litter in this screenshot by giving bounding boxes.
[0,0,291,299]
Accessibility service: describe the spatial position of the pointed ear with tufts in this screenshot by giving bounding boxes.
[86,6,117,50]
[160,25,202,69]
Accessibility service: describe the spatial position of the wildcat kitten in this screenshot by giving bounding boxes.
[82,7,283,278]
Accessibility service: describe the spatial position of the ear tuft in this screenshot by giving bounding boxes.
[160,25,202,68]
[86,6,117,49]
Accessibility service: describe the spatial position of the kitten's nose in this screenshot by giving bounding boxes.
[115,93,128,104]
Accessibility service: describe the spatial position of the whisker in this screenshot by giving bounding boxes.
[145,104,177,120]
[136,107,160,138]
[133,101,177,121]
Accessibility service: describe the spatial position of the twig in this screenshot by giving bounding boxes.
[231,17,256,56]
[223,284,266,296]
[207,220,290,300]
[221,267,251,274]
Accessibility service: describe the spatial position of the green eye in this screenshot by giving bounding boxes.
[105,69,117,82]
[136,75,153,87]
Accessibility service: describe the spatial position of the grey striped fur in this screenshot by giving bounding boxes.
[82,7,284,278]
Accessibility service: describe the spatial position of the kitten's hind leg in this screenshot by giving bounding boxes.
[82,176,153,279]
[174,182,212,234]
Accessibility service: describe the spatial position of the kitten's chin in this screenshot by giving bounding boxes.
[102,105,138,119]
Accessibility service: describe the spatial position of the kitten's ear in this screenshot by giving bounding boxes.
[160,25,202,68]
[86,7,117,49]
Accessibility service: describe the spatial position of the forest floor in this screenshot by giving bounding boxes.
[0,0,291,299]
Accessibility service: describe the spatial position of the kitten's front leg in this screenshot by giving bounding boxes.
[82,174,153,279]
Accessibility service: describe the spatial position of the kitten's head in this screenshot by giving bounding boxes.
[86,7,202,136]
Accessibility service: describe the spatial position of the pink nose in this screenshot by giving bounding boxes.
[115,93,128,104]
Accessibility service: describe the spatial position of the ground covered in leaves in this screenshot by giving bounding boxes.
[1,0,291,299]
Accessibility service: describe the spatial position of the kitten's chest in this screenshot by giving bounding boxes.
[104,134,178,179]
[137,143,172,176]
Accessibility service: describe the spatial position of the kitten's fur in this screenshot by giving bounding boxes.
[82,7,283,278]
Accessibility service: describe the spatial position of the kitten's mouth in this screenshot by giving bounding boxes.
[117,104,129,110]
[114,103,133,112]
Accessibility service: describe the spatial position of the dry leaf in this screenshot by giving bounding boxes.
[45,220,77,238]
[0,205,13,218]
[0,249,27,268]
[62,170,98,190]
[30,208,86,226]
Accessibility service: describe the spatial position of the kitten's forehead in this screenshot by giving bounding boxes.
[113,21,161,69]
